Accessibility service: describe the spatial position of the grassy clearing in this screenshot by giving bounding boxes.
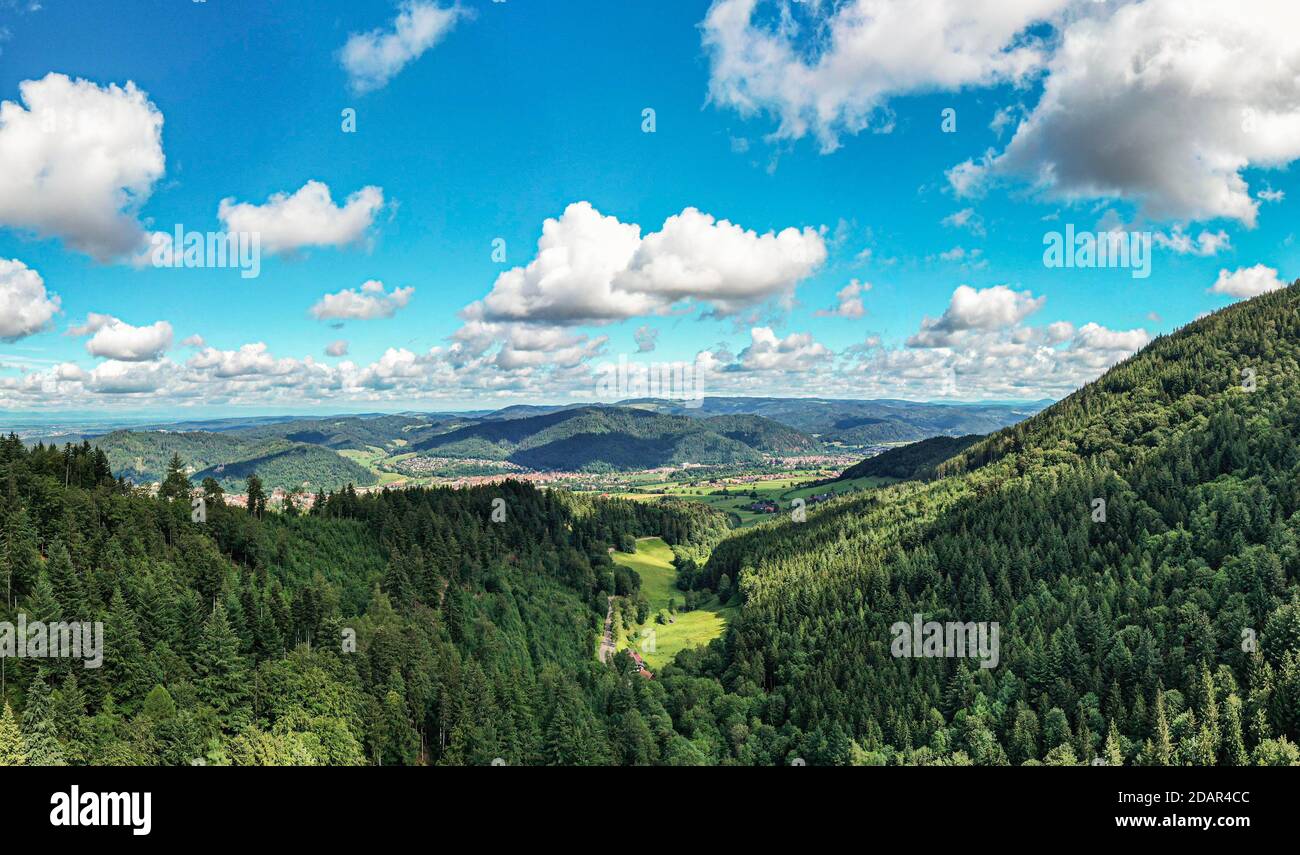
[338,447,409,485]
[611,536,735,671]
[609,472,897,527]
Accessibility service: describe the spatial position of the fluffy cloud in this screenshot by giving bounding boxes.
[188,343,302,379]
[1154,228,1231,257]
[350,347,436,390]
[634,325,658,353]
[942,208,986,236]
[938,246,986,266]
[702,0,1072,151]
[0,73,165,260]
[0,258,60,341]
[70,313,173,361]
[492,326,607,371]
[310,280,414,321]
[1211,264,1287,299]
[218,181,384,255]
[815,279,869,318]
[736,326,832,372]
[908,284,1044,346]
[325,340,350,357]
[466,201,825,326]
[967,0,1300,226]
[842,287,1148,399]
[86,359,171,394]
[341,1,467,94]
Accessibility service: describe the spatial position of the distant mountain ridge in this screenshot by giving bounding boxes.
[613,396,1047,443]
[829,433,985,483]
[80,430,377,492]
[411,406,819,471]
[21,396,1047,486]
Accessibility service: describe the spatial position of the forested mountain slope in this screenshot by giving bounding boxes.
[412,406,818,471]
[77,430,378,493]
[0,438,732,765]
[832,434,983,483]
[625,396,1046,444]
[660,286,1300,766]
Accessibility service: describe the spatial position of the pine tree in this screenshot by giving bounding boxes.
[1152,690,1173,766]
[103,587,154,706]
[246,475,266,518]
[44,539,86,618]
[1104,719,1123,766]
[52,673,89,765]
[159,453,191,502]
[194,602,250,728]
[382,551,412,610]
[0,503,39,609]
[141,684,177,721]
[0,701,27,766]
[20,674,65,765]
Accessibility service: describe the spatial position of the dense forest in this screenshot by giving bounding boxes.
[4,287,1300,765]
[412,407,815,471]
[75,430,378,493]
[630,396,1044,444]
[0,437,731,765]
[669,285,1300,765]
[830,434,984,483]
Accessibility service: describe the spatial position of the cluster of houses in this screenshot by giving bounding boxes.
[746,492,838,514]
[628,650,653,679]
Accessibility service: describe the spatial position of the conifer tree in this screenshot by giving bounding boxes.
[103,587,154,706]
[1152,690,1173,766]
[20,675,65,765]
[1104,719,1123,766]
[194,602,250,728]
[160,453,191,502]
[0,503,39,609]
[0,701,27,766]
[45,539,86,618]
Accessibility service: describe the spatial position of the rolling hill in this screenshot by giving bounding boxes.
[227,413,465,451]
[85,430,377,493]
[411,406,819,471]
[829,434,984,483]
[619,396,1047,444]
[662,285,1300,766]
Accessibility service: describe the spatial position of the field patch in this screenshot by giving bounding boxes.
[611,536,735,670]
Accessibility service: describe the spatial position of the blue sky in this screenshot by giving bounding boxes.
[0,0,1296,416]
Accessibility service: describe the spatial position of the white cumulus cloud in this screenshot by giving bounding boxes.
[0,258,60,341]
[341,1,467,94]
[815,279,869,318]
[736,326,832,372]
[218,180,384,256]
[967,0,1300,226]
[908,284,1044,346]
[69,313,173,361]
[1211,264,1287,299]
[466,201,826,326]
[0,73,165,260]
[310,280,414,321]
[702,0,1072,151]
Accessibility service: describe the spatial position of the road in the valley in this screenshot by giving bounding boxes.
[598,596,615,663]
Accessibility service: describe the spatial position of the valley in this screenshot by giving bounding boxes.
[20,396,1029,502]
[11,287,1300,768]
[609,537,737,672]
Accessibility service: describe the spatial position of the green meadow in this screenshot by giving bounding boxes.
[607,473,896,527]
[611,536,736,671]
